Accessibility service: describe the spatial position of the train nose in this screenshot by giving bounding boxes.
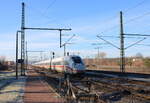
[74,63,85,70]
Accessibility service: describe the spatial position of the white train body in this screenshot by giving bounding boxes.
[34,55,86,74]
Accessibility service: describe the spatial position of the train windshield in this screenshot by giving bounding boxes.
[72,57,82,64]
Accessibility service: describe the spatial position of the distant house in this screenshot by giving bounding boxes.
[4,61,15,66]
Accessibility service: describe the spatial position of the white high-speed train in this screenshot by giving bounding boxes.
[34,55,86,74]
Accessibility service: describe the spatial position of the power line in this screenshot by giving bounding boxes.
[100,14,118,25]
[97,36,120,38]
[91,43,108,45]
[26,3,70,28]
[99,0,148,34]
[97,35,120,49]
[136,44,150,46]
[26,4,58,25]
[97,11,148,73]
[62,34,75,46]
[124,11,150,25]
[97,35,145,39]
[43,0,57,14]
[62,34,75,56]
[124,0,147,14]
[100,25,119,34]
[125,34,150,37]
[125,38,146,49]
[26,0,57,19]
[100,10,150,34]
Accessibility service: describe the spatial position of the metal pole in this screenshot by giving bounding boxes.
[60,30,62,48]
[52,52,55,58]
[25,41,28,70]
[64,44,66,56]
[120,11,125,73]
[96,48,98,69]
[24,27,71,31]
[96,47,100,69]
[16,31,19,79]
[40,52,43,61]
[98,47,100,58]
[21,2,25,76]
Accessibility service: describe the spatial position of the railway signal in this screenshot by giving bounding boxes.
[52,52,55,58]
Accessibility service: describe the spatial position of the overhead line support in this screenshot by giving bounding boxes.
[21,2,25,76]
[23,27,71,48]
[97,35,120,49]
[120,11,125,73]
[125,38,146,49]
[97,11,148,73]
[24,27,71,31]
[125,34,150,37]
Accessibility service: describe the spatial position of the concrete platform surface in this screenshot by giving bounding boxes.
[0,76,26,103]
[23,69,65,103]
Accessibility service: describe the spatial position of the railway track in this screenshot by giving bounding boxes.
[35,67,150,103]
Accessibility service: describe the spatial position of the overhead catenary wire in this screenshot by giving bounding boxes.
[97,11,148,73]
[26,3,60,26]
[125,38,146,49]
[100,25,119,34]
[97,35,120,49]
[124,0,147,14]
[125,34,150,37]
[97,35,146,39]
[62,34,76,46]
[91,43,108,45]
[100,0,148,34]
[136,44,150,46]
[100,10,150,34]
[43,0,57,15]
[26,0,57,19]
[124,11,150,25]
[26,4,52,20]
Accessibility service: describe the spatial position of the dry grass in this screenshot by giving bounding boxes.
[87,65,150,74]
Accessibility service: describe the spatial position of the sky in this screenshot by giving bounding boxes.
[0,0,150,61]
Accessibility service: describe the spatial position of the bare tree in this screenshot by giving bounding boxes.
[99,52,107,59]
[0,56,6,64]
[135,53,143,59]
[0,56,8,70]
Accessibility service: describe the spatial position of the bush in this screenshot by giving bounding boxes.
[0,64,8,70]
[0,56,8,70]
[143,58,150,68]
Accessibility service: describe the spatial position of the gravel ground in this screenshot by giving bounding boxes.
[0,70,26,103]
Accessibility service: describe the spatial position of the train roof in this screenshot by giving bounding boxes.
[34,59,50,65]
[34,55,82,64]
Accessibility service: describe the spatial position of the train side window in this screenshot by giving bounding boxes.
[55,62,58,65]
[55,62,61,65]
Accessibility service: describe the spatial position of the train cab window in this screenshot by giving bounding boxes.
[72,57,82,64]
[64,61,69,65]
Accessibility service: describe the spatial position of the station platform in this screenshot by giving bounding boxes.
[23,69,65,103]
